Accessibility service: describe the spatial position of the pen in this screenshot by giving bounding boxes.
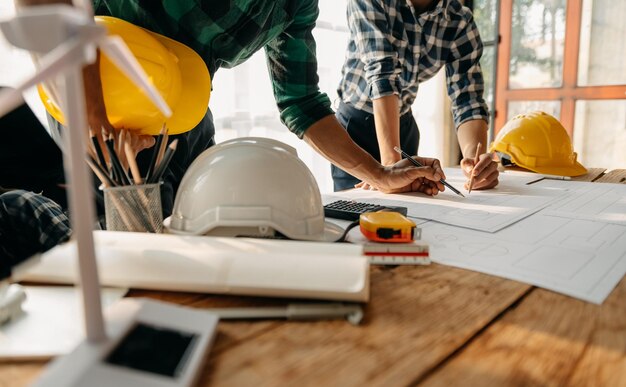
[541,174,571,180]
[468,143,482,194]
[393,146,465,198]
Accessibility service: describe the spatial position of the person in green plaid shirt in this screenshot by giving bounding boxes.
[87,0,448,199]
[19,0,448,216]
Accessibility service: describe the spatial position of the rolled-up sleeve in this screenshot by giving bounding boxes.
[264,1,334,138]
[349,0,401,99]
[445,14,489,128]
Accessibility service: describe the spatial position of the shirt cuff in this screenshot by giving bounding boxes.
[364,57,400,99]
[454,105,490,128]
[281,93,334,139]
[369,77,401,99]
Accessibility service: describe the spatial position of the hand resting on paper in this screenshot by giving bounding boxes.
[355,156,446,195]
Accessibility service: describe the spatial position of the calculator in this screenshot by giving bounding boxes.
[323,200,408,221]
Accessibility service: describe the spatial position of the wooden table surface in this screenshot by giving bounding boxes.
[2,169,625,387]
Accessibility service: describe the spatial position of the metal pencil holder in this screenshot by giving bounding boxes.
[102,183,163,233]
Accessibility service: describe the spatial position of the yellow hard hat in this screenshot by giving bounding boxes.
[489,111,587,177]
[38,16,211,135]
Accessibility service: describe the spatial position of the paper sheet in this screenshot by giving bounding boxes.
[324,169,562,232]
[0,286,127,360]
[420,214,626,304]
[537,180,626,225]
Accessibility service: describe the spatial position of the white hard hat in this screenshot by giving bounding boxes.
[167,137,344,242]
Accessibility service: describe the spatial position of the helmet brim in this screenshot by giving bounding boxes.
[305,220,346,243]
[144,32,211,136]
[521,161,588,177]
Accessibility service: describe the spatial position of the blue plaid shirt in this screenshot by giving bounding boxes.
[0,190,71,279]
[338,0,489,127]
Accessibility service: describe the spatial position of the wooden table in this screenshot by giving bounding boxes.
[2,169,625,387]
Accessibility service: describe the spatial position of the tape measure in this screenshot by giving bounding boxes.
[359,212,418,243]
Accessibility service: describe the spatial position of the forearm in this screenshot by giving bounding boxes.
[372,94,401,165]
[456,119,488,159]
[303,115,384,185]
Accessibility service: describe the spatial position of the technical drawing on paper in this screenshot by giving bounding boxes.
[420,213,626,304]
[538,180,626,225]
[323,178,562,233]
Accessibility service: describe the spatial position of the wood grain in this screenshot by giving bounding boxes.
[197,265,530,387]
[419,277,626,387]
[594,169,626,184]
[0,266,530,387]
[571,168,606,182]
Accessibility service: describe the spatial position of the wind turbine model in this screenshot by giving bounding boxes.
[0,3,217,386]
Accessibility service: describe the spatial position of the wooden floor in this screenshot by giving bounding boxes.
[2,169,625,387]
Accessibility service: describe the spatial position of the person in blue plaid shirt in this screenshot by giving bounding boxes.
[333,0,499,191]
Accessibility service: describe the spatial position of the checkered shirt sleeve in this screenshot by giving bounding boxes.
[0,190,71,278]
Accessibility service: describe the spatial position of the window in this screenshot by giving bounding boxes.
[494,0,626,170]
[472,0,499,139]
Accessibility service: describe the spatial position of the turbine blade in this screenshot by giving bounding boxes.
[0,37,83,118]
[99,36,172,117]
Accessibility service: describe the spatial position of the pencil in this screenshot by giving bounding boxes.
[155,127,169,168]
[393,146,465,198]
[146,123,166,182]
[148,139,178,184]
[90,127,109,174]
[468,143,482,194]
[123,130,143,185]
[86,156,115,187]
[105,132,131,186]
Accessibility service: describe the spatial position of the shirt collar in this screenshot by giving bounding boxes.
[411,0,450,21]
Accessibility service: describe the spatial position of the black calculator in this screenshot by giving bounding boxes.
[323,200,408,221]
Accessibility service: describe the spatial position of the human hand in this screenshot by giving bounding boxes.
[460,152,499,190]
[357,156,446,195]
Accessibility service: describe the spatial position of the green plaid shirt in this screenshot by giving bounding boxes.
[93,0,333,138]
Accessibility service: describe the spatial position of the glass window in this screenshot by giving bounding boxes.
[573,99,626,170]
[509,0,566,89]
[481,45,495,108]
[474,0,498,43]
[507,100,561,121]
[577,0,626,86]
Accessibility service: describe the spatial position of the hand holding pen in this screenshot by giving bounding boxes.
[461,143,499,192]
[393,147,465,198]
[354,149,446,195]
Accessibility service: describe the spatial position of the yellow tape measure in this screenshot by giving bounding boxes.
[359,212,417,243]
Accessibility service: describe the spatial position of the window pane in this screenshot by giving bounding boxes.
[507,100,561,121]
[481,46,495,108]
[509,0,566,89]
[474,0,498,42]
[574,100,626,170]
[577,0,626,86]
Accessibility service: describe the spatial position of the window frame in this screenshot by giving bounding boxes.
[494,0,626,136]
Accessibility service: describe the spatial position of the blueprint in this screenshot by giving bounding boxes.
[324,169,562,233]
[420,214,626,304]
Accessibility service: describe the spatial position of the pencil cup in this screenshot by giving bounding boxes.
[102,183,163,233]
